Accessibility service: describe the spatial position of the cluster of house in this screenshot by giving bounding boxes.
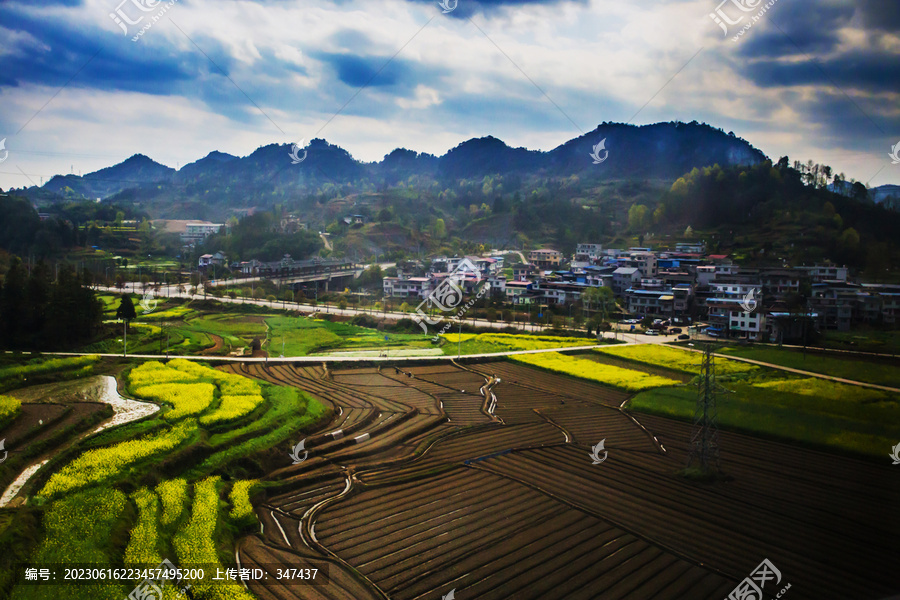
[383,243,900,341]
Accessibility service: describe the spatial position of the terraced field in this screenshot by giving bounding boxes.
[228,359,900,600]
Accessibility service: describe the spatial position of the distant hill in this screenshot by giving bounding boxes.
[21,121,766,212]
[871,184,900,204]
[43,153,174,199]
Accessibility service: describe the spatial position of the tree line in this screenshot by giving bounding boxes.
[0,257,103,349]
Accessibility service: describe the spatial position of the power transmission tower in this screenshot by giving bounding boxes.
[687,344,721,474]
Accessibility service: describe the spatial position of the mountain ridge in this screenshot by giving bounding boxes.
[23,121,768,211]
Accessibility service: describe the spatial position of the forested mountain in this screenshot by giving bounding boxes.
[13,121,765,214]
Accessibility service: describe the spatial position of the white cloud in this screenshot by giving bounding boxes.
[0,0,898,190]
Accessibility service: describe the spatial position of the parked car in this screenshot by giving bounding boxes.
[677,334,690,340]
[645,330,660,336]
[669,327,682,334]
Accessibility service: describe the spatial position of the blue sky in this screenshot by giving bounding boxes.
[0,0,898,188]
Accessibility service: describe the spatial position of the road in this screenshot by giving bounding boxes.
[99,284,555,333]
[37,343,612,363]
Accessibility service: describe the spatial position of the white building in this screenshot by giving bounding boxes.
[182,221,224,245]
[383,277,432,299]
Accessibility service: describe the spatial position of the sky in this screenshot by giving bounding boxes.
[0,0,898,190]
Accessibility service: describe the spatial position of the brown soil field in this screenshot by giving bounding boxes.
[225,360,900,600]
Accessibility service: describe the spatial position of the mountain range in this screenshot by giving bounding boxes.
[21,120,899,221]
[27,122,766,209]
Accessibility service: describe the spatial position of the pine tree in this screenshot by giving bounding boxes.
[116,294,137,323]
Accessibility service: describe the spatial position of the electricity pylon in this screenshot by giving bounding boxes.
[687,344,721,474]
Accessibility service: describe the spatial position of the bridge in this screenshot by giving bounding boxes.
[206,259,361,292]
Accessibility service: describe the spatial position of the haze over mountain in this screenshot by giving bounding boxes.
[25,122,766,214]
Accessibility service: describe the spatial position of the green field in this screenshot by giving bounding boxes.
[629,381,898,460]
[265,316,432,356]
[717,345,900,388]
[822,329,900,354]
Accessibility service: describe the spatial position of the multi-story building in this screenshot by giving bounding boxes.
[528,248,563,269]
[182,221,224,245]
[576,243,604,259]
[802,263,849,283]
[707,298,767,340]
[675,242,706,253]
[383,276,432,299]
[879,287,900,326]
[612,267,641,296]
[528,280,586,305]
[629,251,658,278]
[513,263,536,281]
[505,280,532,304]
[696,265,716,287]
[624,288,673,317]
[760,269,802,299]
[198,251,227,269]
[808,282,856,331]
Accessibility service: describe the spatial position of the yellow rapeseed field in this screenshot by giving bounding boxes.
[39,420,196,498]
[200,395,264,426]
[174,477,256,600]
[229,480,259,522]
[157,478,189,526]
[512,352,679,392]
[133,383,215,420]
[596,344,757,375]
[124,488,161,565]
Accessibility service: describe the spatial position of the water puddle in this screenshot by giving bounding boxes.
[0,375,158,507]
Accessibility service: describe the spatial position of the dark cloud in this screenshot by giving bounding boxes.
[799,90,899,146]
[312,52,420,90]
[736,0,853,57]
[0,5,204,95]
[856,0,900,32]
[741,49,900,96]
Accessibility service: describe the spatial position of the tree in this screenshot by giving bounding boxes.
[838,228,860,251]
[652,203,666,224]
[0,258,27,345]
[116,294,137,323]
[628,204,648,230]
[684,225,694,238]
